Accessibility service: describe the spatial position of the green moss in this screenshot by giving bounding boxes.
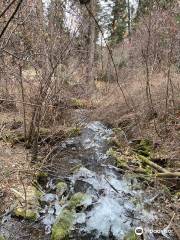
[66,127,80,137]
[144,165,153,175]
[67,192,90,210]
[107,148,116,157]
[112,128,123,134]
[12,186,42,202]
[71,98,86,108]
[0,127,51,145]
[56,181,68,197]
[123,230,138,240]
[175,192,180,197]
[12,186,41,220]
[39,128,51,136]
[14,208,38,221]
[107,148,128,168]
[34,187,44,198]
[51,209,75,240]
[0,130,25,144]
[108,137,122,148]
[134,139,153,157]
[0,235,6,240]
[116,156,128,168]
[51,192,91,239]
[37,171,48,178]
[131,197,141,207]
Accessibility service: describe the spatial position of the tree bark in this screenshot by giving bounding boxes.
[127,0,131,38]
[86,0,96,92]
[155,172,180,178]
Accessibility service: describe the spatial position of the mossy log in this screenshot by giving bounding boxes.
[137,155,170,173]
[155,172,180,178]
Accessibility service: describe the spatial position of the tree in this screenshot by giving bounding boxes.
[135,0,177,21]
[86,0,97,91]
[106,0,135,44]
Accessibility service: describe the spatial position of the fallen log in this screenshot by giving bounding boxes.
[137,154,170,174]
[155,172,180,178]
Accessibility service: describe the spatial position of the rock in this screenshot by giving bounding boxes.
[14,208,38,221]
[12,186,42,221]
[51,209,75,240]
[67,192,92,210]
[74,180,95,194]
[51,192,91,240]
[0,235,6,240]
[56,182,68,198]
[41,193,58,204]
[123,230,138,240]
[76,212,86,224]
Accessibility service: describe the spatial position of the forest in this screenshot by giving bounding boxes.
[0,0,179,239]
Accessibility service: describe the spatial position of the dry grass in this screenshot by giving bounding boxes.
[91,69,180,174]
[0,140,33,215]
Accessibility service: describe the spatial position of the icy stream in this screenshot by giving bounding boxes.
[41,122,157,239]
[0,121,163,240]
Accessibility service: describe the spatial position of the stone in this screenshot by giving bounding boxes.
[14,208,38,221]
[51,192,91,240]
[12,186,42,221]
[56,182,68,198]
[51,209,75,240]
[67,192,92,210]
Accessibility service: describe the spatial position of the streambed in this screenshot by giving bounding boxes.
[0,122,172,240]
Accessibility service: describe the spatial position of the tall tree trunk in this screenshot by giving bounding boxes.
[127,0,131,38]
[86,0,96,92]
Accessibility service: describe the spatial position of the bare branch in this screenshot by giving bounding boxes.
[0,0,24,39]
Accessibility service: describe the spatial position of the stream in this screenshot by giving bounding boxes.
[0,121,172,240]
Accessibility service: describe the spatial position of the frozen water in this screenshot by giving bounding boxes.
[40,122,156,239]
[81,121,112,162]
[70,166,155,239]
[41,193,58,203]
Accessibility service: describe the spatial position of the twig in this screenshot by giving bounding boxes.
[0,0,24,39]
[41,146,59,166]
[0,0,17,18]
[162,212,175,235]
[104,177,119,193]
